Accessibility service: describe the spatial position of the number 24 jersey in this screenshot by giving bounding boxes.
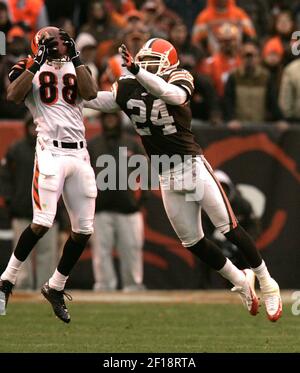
[113,68,203,158]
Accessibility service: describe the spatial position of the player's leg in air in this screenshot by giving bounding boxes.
[0,152,96,323]
[159,160,258,318]
[160,156,282,321]
[195,158,281,321]
[0,155,65,315]
[40,153,96,323]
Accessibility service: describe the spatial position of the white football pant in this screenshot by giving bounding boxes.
[159,156,237,247]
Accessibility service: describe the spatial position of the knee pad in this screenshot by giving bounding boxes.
[30,224,49,237]
[182,232,205,248]
[32,210,55,228]
[215,222,232,235]
[72,217,94,235]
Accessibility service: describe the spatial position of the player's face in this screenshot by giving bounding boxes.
[138,56,161,74]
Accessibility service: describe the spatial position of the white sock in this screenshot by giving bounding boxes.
[48,269,68,291]
[1,254,23,285]
[252,260,271,287]
[218,258,245,287]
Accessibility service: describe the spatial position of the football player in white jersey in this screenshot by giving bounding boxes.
[84,39,282,322]
[0,27,98,323]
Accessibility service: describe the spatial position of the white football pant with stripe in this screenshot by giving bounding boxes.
[159,156,237,248]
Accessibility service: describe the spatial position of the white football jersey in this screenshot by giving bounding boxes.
[25,61,85,142]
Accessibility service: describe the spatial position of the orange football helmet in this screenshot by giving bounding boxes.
[135,38,179,75]
[31,26,67,60]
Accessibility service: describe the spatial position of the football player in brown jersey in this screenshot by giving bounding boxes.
[85,38,282,321]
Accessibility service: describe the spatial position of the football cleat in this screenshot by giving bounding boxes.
[0,279,14,315]
[260,278,282,322]
[231,269,259,316]
[41,283,72,323]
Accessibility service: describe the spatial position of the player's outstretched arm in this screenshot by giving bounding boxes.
[60,30,97,101]
[7,37,58,104]
[83,91,120,113]
[135,68,187,105]
[119,44,188,106]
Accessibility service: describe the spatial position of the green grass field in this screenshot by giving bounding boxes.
[0,302,298,352]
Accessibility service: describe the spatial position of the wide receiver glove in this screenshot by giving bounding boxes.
[59,29,83,68]
[28,37,58,74]
[119,44,140,75]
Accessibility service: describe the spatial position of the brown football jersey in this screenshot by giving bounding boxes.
[113,68,203,159]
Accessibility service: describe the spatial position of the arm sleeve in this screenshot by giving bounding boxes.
[135,68,188,105]
[8,59,28,82]
[83,91,120,112]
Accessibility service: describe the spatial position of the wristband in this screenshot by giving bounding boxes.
[72,55,83,68]
[27,61,40,75]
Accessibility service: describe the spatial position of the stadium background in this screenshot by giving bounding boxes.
[0,0,299,290]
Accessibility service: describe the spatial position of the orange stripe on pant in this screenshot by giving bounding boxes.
[203,160,237,230]
[32,161,41,210]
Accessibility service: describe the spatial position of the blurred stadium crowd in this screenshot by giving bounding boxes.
[1,0,300,126]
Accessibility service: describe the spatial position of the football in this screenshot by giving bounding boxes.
[42,27,68,58]
[31,26,68,58]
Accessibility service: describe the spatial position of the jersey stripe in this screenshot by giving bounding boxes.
[170,79,194,97]
[32,161,41,211]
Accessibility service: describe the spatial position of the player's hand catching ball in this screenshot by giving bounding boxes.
[28,36,58,74]
[59,29,83,68]
[119,44,139,75]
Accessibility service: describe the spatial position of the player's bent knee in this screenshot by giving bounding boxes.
[71,217,94,236]
[186,236,207,254]
[71,231,91,245]
[215,222,232,235]
[33,211,55,229]
[30,223,49,237]
[181,233,204,248]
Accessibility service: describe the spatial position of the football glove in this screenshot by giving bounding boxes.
[59,29,83,68]
[28,37,58,74]
[119,44,139,75]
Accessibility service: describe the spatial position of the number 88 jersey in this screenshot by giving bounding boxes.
[10,60,84,142]
[113,68,203,158]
